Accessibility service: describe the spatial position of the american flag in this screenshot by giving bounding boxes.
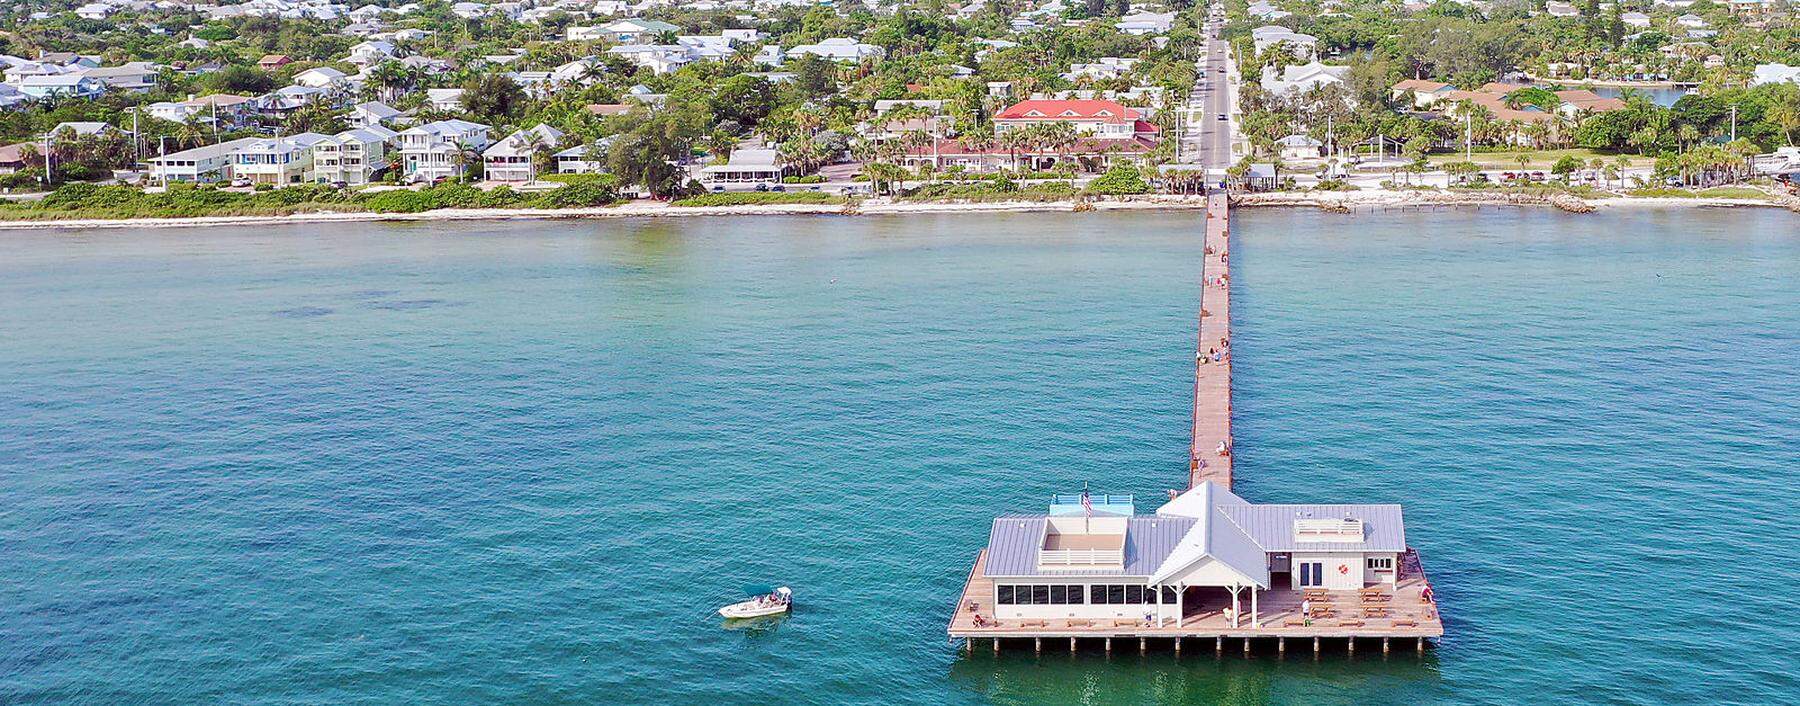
[1081,488,1093,516]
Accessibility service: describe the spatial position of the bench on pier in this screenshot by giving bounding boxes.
[1019,619,1047,628]
[1392,618,1419,628]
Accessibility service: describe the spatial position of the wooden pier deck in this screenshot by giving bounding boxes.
[1190,193,1233,490]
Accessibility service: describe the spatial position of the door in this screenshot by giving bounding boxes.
[1298,562,1324,587]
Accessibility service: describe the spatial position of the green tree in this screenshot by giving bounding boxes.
[459,73,526,123]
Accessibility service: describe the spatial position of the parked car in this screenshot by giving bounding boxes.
[770,184,786,192]
[711,185,725,193]
[754,183,770,192]
[230,178,251,188]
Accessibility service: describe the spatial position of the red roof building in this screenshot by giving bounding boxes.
[993,99,1159,139]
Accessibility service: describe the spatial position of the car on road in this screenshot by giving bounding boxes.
[230,178,251,188]
[770,184,786,192]
[1217,114,1227,121]
[711,185,725,193]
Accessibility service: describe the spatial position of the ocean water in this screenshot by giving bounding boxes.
[0,209,1795,704]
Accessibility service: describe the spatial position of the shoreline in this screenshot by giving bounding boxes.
[0,190,1790,231]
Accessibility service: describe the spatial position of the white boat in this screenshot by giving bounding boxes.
[720,586,791,619]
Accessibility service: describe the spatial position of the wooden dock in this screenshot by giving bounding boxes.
[1191,193,1233,490]
[947,195,1445,652]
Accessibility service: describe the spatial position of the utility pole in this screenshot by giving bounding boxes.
[1730,105,1738,142]
[42,132,52,186]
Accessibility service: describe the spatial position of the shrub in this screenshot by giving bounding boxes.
[782,174,826,183]
[1084,165,1150,195]
[533,180,619,208]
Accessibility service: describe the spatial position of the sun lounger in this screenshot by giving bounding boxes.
[1282,618,1307,627]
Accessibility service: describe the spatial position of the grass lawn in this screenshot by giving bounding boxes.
[1426,148,1653,170]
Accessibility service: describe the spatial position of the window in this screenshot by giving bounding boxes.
[1108,585,1125,605]
[1091,585,1106,604]
[1367,556,1394,571]
[998,586,1014,604]
[1125,586,1142,604]
[1031,585,1049,605]
[1162,587,1178,604]
[1065,584,1084,604]
[1050,585,1065,604]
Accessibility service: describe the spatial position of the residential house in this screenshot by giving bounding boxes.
[18,75,106,99]
[1276,134,1325,160]
[1544,1,1579,17]
[601,18,680,42]
[398,119,493,182]
[482,124,565,182]
[1063,58,1139,82]
[554,140,610,174]
[700,148,785,184]
[146,94,256,128]
[1259,61,1350,98]
[786,38,884,63]
[82,62,160,93]
[1391,78,1455,109]
[1115,11,1175,35]
[1752,63,1800,86]
[259,54,294,71]
[231,132,334,185]
[425,88,466,112]
[292,67,349,89]
[347,40,399,68]
[313,126,396,185]
[1553,89,1626,116]
[1251,26,1317,57]
[349,101,405,128]
[144,137,262,184]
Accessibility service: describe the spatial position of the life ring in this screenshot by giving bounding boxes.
[1337,564,1350,576]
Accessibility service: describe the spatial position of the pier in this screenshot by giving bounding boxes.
[1191,192,1232,490]
[947,194,1446,654]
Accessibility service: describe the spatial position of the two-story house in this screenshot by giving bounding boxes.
[313,126,397,185]
[398,119,492,182]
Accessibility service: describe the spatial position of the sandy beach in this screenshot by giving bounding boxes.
[0,190,1790,231]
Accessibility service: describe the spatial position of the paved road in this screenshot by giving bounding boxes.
[1177,10,1233,177]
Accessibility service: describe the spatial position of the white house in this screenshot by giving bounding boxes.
[1276,134,1325,160]
[312,126,396,185]
[1544,1,1579,17]
[1752,63,1800,86]
[601,18,680,42]
[786,38,884,63]
[973,482,1410,628]
[417,89,464,114]
[554,140,609,174]
[1251,26,1318,57]
[1259,61,1350,98]
[231,132,334,185]
[398,118,492,182]
[349,101,404,128]
[292,67,349,89]
[482,124,564,182]
[145,137,262,184]
[700,148,785,183]
[1115,11,1175,35]
[1621,11,1651,27]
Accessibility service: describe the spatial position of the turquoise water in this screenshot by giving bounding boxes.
[1,209,1795,703]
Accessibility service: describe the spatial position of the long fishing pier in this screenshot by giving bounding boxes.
[947,194,1445,656]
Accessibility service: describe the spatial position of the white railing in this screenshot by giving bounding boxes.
[1038,548,1124,566]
